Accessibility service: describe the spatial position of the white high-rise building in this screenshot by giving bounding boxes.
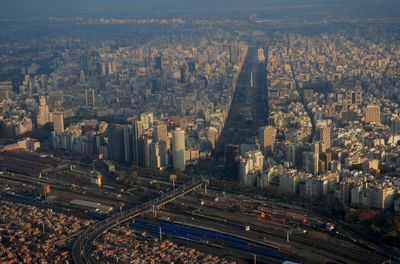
[239,150,264,186]
[172,128,185,171]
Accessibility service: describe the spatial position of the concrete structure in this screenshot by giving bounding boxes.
[37,96,50,127]
[364,105,380,124]
[52,111,64,133]
[239,150,264,186]
[172,128,186,171]
[259,125,277,157]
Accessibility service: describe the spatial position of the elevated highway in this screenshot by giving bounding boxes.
[71,178,205,264]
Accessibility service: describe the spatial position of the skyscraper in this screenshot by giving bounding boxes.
[107,124,125,163]
[230,42,239,64]
[80,53,89,74]
[150,141,162,169]
[172,128,185,171]
[258,126,277,157]
[132,121,144,165]
[52,111,64,133]
[155,56,162,71]
[188,60,196,73]
[180,66,186,84]
[317,124,331,153]
[85,88,95,107]
[365,105,380,124]
[123,126,132,164]
[154,122,170,149]
[390,116,400,135]
[37,96,50,127]
[138,136,152,167]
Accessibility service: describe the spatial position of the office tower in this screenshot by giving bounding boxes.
[188,60,196,73]
[134,48,144,62]
[180,66,186,84]
[107,124,125,163]
[151,79,160,93]
[154,122,170,149]
[199,37,207,48]
[258,126,277,157]
[80,54,89,74]
[312,140,320,156]
[132,121,144,165]
[12,76,20,94]
[311,141,320,175]
[230,42,239,64]
[85,88,95,107]
[96,76,106,90]
[52,111,64,133]
[40,74,46,92]
[159,140,169,168]
[365,105,380,124]
[108,61,117,75]
[390,116,400,135]
[80,70,86,83]
[150,142,162,169]
[100,62,107,75]
[123,126,132,164]
[155,56,162,71]
[37,96,50,127]
[0,81,12,100]
[317,125,331,152]
[172,128,186,171]
[138,136,152,167]
[140,112,154,130]
[154,122,167,141]
[304,152,319,176]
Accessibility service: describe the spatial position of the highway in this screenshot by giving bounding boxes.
[71,178,205,264]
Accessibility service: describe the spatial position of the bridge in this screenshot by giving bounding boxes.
[71,178,206,264]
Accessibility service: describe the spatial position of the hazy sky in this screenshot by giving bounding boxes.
[1,0,399,20]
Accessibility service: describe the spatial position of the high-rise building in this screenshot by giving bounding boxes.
[365,105,380,124]
[52,111,64,133]
[239,150,264,186]
[154,122,170,149]
[107,124,125,163]
[155,56,162,71]
[140,112,154,130]
[37,96,50,127]
[304,151,319,176]
[317,124,331,152]
[123,126,132,164]
[188,60,196,73]
[85,88,95,107]
[180,66,186,84]
[80,54,89,74]
[150,141,162,169]
[138,136,152,167]
[12,76,20,94]
[0,81,12,100]
[230,42,239,64]
[172,128,185,171]
[390,116,400,135]
[258,126,277,157]
[132,121,144,165]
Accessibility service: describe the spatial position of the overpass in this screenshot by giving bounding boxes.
[71,178,206,264]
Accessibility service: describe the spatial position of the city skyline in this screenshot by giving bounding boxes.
[0,1,399,263]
